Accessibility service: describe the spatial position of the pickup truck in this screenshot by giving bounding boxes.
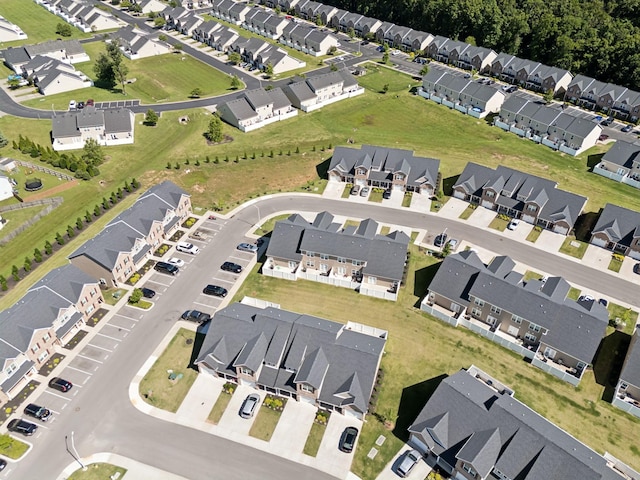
[189,231,208,240]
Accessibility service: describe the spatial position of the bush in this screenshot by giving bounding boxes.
[129,273,141,284]
[223,382,236,394]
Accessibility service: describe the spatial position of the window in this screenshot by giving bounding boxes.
[239,366,254,376]
[352,259,363,266]
[474,298,485,307]
[307,251,315,257]
[462,463,477,477]
[300,383,315,393]
[511,314,523,324]
[5,363,17,376]
[490,305,502,315]
[319,253,329,260]
[90,289,96,297]
[367,276,377,284]
[32,344,40,353]
[529,323,541,332]
[526,204,537,212]
[337,257,346,264]
[43,333,51,342]
[306,260,314,267]
[80,298,87,306]
[337,266,346,275]
[524,333,537,343]
[320,264,328,272]
[38,351,49,363]
[471,308,482,317]
[485,190,495,198]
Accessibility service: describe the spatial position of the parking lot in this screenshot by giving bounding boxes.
[92,100,141,110]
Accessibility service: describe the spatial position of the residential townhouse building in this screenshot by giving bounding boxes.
[295,0,322,20]
[3,39,89,73]
[590,203,640,259]
[373,21,395,45]
[337,12,363,33]
[217,87,297,132]
[68,182,191,287]
[354,16,381,38]
[315,4,338,25]
[23,56,92,96]
[0,264,103,403]
[489,52,516,78]
[423,252,608,383]
[161,6,191,28]
[38,0,121,32]
[593,139,640,189]
[455,45,497,73]
[131,0,167,14]
[425,35,449,61]
[109,25,171,60]
[228,2,253,25]
[0,15,27,42]
[452,163,587,234]
[614,330,640,419]
[402,30,433,53]
[327,144,440,195]
[264,212,409,300]
[279,22,338,55]
[564,75,607,110]
[52,107,134,150]
[243,8,271,35]
[264,15,290,38]
[282,69,363,112]
[525,64,573,95]
[408,366,637,480]
[196,302,387,420]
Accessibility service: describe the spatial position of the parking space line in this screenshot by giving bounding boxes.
[211,277,235,285]
[193,301,217,309]
[96,332,122,342]
[44,390,74,401]
[114,314,139,322]
[87,342,113,352]
[103,323,131,332]
[67,365,93,376]
[83,376,90,385]
[228,255,246,262]
[77,354,103,364]
[149,280,171,287]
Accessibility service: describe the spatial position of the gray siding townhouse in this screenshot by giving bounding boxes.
[489,52,516,78]
[402,30,433,53]
[196,302,387,419]
[590,203,640,259]
[374,21,395,45]
[3,39,89,73]
[217,87,297,132]
[456,45,497,73]
[594,139,640,189]
[0,264,104,403]
[69,181,191,287]
[423,252,608,382]
[327,144,440,196]
[263,212,409,300]
[52,107,134,151]
[282,69,362,112]
[453,163,587,234]
[614,330,640,419]
[525,64,573,95]
[408,366,637,480]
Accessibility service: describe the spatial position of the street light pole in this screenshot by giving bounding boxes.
[254,204,261,224]
[66,431,85,470]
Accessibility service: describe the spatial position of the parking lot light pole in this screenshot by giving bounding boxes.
[440,227,448,251]
[65,431,86,470]
[254,204,261,225]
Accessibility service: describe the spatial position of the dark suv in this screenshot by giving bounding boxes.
[154,261,179,275]
[8,419,38,436]
[49,377,73,392]
[181,310,211,323]
[221,261,242,273]
[203,284,228,297]
[24,403,51,421]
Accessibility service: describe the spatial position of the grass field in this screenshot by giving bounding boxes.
[20,40,238,109]
[458,205,476,220]
[207,390,232,424]
[488,215,508,231]
[249,404,282,441]
[138,328,198,413]
[68,463,127,480]
[0,434,29,459]
[0,0,91,47]
[303,422,327,457]
[560,236,589,259]
[232,245,640,479]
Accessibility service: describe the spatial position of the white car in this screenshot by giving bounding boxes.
[507,219,520,230]
[167,257,185,268]
[391,50,401,56]
[68,100,76,110]
[176,242,200,255]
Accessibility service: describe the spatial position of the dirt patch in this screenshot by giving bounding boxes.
[23,179,78,202]
[363,115,376,126]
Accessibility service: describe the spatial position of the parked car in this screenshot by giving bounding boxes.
[140,287,156,298]
[221,261,242,273]
[49,377,73,392]
[8,419,38,436]
[350,185,360,195]
[446,238,458,249]
[24,403,51,421]
[181,310,211,323]
[598,298,609,307]
[507,219,520,230]
[68,100,76,110]
[622,124,633,133]
[383,188,392,199]
[507,86,519,93]
[360,41,369,45]
[237,243,259,253]
[376,45,384,52]
[397,449,421,477]
[154,261,179,275]
[203,284,228,297]
[240,393,260,418]
[77,101,85,109]
[86,98,94,107]
[601,116,614,126]
[598,134,609,141]
[434,233,448,247]
[167,257,185,268]
[579,295,595,302]
[0,459,6,471]
[339,426,359,453]
[360,186,370,197]
[176,242,200,255]
[593,115,603,122]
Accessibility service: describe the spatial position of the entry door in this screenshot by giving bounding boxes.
[544,347,556,359]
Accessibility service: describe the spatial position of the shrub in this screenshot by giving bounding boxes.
[223,382,236,394]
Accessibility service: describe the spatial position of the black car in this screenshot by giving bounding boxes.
[339,426,359,453]
[24,403,51,421]
[203,284,228,297]
[77,101,85,109]
[634,263,640,275]
[382,189,392,199]
[221,261,242,273]
[0,459,6,471]
[181,310,211,323]
[434,233,448,247]
[141,287,156,298]
[601,116,614,126]
[49,377,73,392]
[8,419,38,436]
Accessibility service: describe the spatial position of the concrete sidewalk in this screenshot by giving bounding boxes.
[57,452,190,480]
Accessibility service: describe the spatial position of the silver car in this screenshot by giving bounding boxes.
[397,449,420,477]
[240,393,260,418]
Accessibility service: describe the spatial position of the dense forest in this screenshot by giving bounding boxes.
[325,0,640,90]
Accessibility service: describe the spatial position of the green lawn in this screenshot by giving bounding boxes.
[368,189,384,203]
[138,328,199,413]
[458,205,476,220]
[254,214,290,236]
[0,434,29,459]
[608,303,638,335]
[0,0,91,47]
[522,270,543,282]
[526,227,543,243]
[303,421,327,457]
[68,463,127,480]
[488,216,509,231]
[249,404,282,441]
[341,184,352,198]
[0,205,48,239]
[567,287,582,300]
[608,256,623,273]
[22,41,238,109]
[357,63,421,94]
[560,236,589,259]
[207,390,233,424]
[232,245,640,479]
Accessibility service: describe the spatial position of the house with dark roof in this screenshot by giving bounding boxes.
[282,69,362,112]
[52,106,135,151]
[264,212,410,301]
[0,15,27,42]
[328,144,440,196]
[131,0,167,14]
[196,302,387,419]
[524,64,573,95]
[453,163,587,234]
[0,264,103,403]
[408,365,637,479]
[455,45,497,73]
[3,39,89,73]
[37,0,121,32]
[278,23,338,56]
[217,87,297,132]
[422,252,608,383]
[593,139,640,189]
[21,56,92,96]
[420,69,506,118]
[69,181,191,286]
[109,26,171,60]
[613,330,640,419]
[489,52,516,78]
[590,204,640,259]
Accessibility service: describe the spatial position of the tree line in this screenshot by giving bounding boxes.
[323,0,640,91]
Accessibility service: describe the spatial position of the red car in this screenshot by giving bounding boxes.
[86,99,95,107]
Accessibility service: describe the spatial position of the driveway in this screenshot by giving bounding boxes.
[466,206,497,228]
[620,257,640,285]
[499,222,532,242]
[217,384,261,436]
[269,399,316,455]
[436,197,469,220]
[375,447,432,480]
[536,230,567,254]
[582,245,615,271]
[408,192,430,213]
[175,373,224,424]
[323,181,346,199]
[315,413,362,478]
[381,189,404,208]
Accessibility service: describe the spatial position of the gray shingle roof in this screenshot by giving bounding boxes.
[30,264,98,304]
[283,80,316,103]
[197,303,386,414]
[3,47,31,67]
[620,331,640,389]
[601,139,640,169]
[428,251,485,307]
[592,203,640,246]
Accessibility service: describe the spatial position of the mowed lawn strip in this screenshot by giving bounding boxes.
[249,404,282,441]
[233,244,640,479]
[67,463,127,480]
[0,434,29,459]
[138,328,198,413]
[303,422,327,457]
[208,391,233,424]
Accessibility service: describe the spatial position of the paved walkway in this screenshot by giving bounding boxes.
[57,452,189,480]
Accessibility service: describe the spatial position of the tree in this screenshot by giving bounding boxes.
[34,248,42,263]
[11,265,19,282]
[228,52,241,65]
[158,33,167,42]
[264,63,274,77]
[24,257,32,273]
[56,232,65,245]
[129,288,143,304]
[106,40,129,94]
[205,115,223,143]
[230,74,241,90]
[93,53,116,88]
[327,46,337,55]
[67,225,75,238]
[94,205,102,217]
[382,83,389,94]
[76,217,84,230]
[7,78,21,90]
[419,65,430,76]
[56,23,73,37]
[44,240,53,255]
[144,109,159,125]
[85,210,92,223]
[0,275,7,291]
[347,27,355,39]
[330,63,338,71]
[190,87,203,98]
[173,44,183,52]
[82,138,105,166]
[154,17,167,28]
[0,130,7,148]
[543,89,554,104]
[382,51,389,64]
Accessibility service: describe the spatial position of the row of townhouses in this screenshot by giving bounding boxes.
[36,0,121,33]
[594,139,640,190]
[108,25,172,60]
[0,181,191,403]
[263,211,410,301]
[0,15,27,42]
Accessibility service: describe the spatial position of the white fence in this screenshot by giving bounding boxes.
[611,396,640,419]
[302,88,365,112]
[603,452,640,480]
[240,110,298,132]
